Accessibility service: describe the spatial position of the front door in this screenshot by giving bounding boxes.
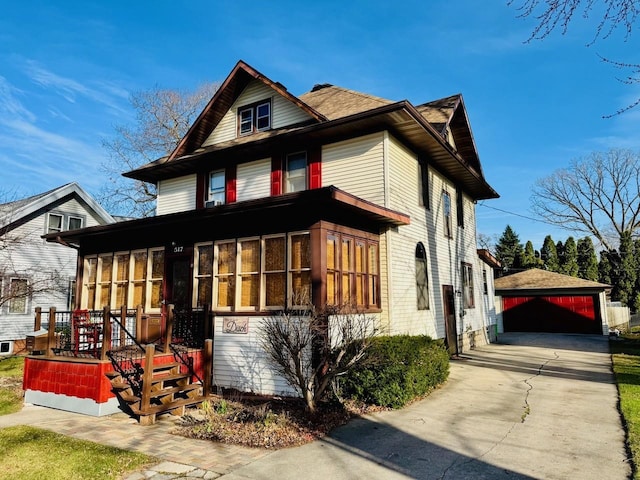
[442,285,458,356]
[166,255,192,311]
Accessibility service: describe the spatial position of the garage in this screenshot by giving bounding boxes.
[495,268,610,335]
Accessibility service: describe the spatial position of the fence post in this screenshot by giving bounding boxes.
[203,338,213,396]
[141,343,155,413]
[34,307,42,331]
[165,304,175,347]
[101,306,112,360]
[203,303,212,340]
[46,307,56,357]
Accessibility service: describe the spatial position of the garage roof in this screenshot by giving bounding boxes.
[495,268,610,295]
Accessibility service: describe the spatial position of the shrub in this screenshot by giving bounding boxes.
[340,335,449,409]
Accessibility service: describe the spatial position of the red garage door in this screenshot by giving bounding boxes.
[503,295,601,334]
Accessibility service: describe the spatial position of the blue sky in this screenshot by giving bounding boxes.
[1,1,639,252]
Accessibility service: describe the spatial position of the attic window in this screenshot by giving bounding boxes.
[238,100,271,136]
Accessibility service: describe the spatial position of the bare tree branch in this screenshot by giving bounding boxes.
[100,82,219,217]
[531,148,640,250]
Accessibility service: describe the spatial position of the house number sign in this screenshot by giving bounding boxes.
[223,317,249,334]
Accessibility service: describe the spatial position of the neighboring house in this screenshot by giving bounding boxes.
[37,60,499,398]
[494,268,611,334]
[0,183,115,354]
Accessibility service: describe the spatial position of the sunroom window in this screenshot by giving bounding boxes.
[82,247,164,311]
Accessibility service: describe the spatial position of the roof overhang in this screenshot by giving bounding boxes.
[44,186,410,252]
[125,102,499,201]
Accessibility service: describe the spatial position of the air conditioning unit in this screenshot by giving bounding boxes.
[205,200,223,208]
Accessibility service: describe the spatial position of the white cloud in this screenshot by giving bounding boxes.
[23,60,130,115]
[0,75,36,122]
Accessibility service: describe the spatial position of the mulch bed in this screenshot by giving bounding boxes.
[172,392,386,449]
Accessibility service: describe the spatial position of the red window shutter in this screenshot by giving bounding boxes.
[195,172,206,209]
[271,156,282,195]
[308,149,321,189]
[226,165,237,203]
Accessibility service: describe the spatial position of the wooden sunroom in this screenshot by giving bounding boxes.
[23,186,408,419]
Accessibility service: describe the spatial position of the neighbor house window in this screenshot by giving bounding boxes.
[238,100,271,136]
[326,232,379,309]
[443,191,452,238]
[82,247,164,311]
[47,213,63,234]
[285,152,307,193]
[68,279,76,310]
[8,278,28,314]
[264,236,286,307]
[68,216,83,230]
[208,170,225,205]
[415,243,429,310]
[0,341,11,354]
[462,262,474,308]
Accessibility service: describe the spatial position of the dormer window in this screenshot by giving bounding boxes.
[238,100,271,136]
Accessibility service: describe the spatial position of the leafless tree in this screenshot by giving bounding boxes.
[531,148,640,251]
[508,0,640,114]
[260,301,378,413]
[100,82,220,217]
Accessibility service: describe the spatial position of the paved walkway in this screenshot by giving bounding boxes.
[0,333,632,479]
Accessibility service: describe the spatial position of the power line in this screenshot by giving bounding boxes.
[476,201,555,226]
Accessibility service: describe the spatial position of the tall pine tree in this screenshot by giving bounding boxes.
[521,240,542,269]
[561,237,579,277]
[576,237,599,281]
[616,231,636,307]
[540,235,559,272]
[495,225,524,273]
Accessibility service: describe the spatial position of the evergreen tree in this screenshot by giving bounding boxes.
[540,235,559,272]
[495,225,524,273]
[576,237,599,281]
[556,241,565,271]
[521,240,542,269]
[616,231,636,306]
[599,249,619,287]
[561,237,579,277]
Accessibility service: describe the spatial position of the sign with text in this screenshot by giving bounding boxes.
[222,317,249,334]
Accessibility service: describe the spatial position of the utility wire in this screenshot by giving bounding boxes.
[476,201,555,226]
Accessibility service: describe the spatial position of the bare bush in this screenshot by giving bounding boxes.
[260,302,377,413]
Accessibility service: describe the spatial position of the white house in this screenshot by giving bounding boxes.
[0,183,114,354]
[40,60,500,397]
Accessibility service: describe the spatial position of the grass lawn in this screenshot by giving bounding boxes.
[0,356,156,479]
[611,332,640,479]
[0,356,25,415]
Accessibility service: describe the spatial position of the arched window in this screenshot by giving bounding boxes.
[415,243,429,310]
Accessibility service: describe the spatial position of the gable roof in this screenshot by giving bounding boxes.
[168,60,327,161]
[494,268,610,294]
[125,60,499,201]
[0,182,115,231]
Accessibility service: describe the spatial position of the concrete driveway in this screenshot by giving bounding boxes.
[222,333,631,480]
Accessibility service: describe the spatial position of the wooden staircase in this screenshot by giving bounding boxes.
[106,345,207,425]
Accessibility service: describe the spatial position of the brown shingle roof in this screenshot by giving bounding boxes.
[494,268,610,292]
[415,95,460,135]
[298,84,393,120]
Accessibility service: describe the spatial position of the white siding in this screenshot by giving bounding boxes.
[384,134,437,338]
[0,196,106,346]
[212,317,297,396]
[322,133,386,205]
[156,174,197,215]
[236,158,271,202]
[203,80,314,147]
